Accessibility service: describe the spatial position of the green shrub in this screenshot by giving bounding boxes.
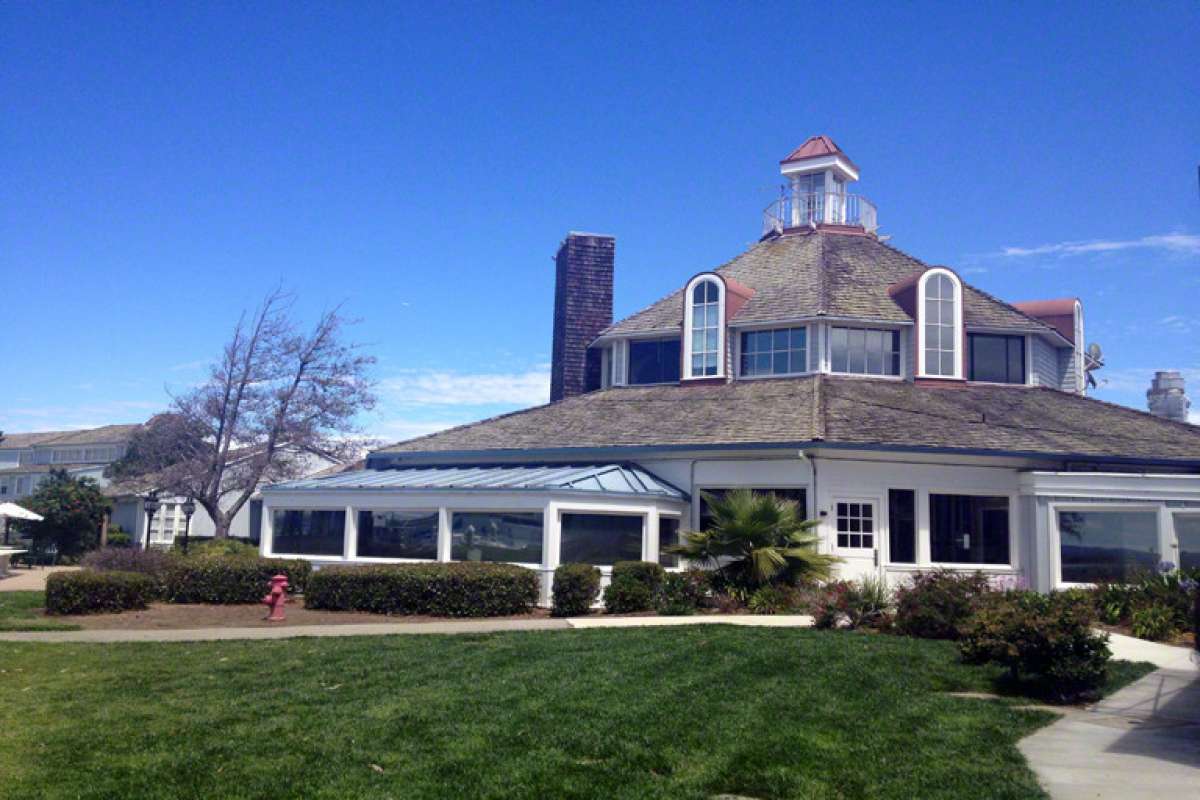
[654,569,711,616]
[603,574,654,614]
[162,557,311,604]
[611,561,665,592]
[45,570,157,615]
[895,570,992,639]
[959,590,1110,703]
[1093,582,1133,625]
[81,546,174,577]
[304,563,539,617]
[1130,604,1177,642]
[748,584,799,615]
[106,526,132,548]
[552,563,601,617]
[185,539,259,559]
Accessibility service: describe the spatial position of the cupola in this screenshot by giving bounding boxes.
[764,136,877,236]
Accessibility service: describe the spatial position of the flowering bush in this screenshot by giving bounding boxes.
[894,570,992,640]
[654,569,711,616]
[1090,565,1199,641]
[81,546,174,578]
[959,590,1110,703]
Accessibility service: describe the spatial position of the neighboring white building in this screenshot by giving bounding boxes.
[0,423,342,548]
[260,137,1200,603]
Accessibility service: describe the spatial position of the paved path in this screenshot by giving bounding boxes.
[1019,636,1199,800]
[0,565,77,592]
[0,613,815,643]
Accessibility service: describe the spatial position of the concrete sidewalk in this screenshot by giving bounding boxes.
[0,565,78,593]
[0,613,815,643]
[1019,638,1199,800]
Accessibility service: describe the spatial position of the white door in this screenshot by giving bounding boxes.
[832,498,881,582]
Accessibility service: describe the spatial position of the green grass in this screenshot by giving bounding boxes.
[0,628,1153,800]
[0,591,80,631]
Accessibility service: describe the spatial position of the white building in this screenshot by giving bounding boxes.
[260,137,1200,603]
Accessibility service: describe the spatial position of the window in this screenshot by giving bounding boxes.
[792,172,826,224]
[969,334,1025,384]
[920,270,962,378]
[1173,514,1200,572]
[930,494,1010,564]
[659,516,681,568]
[836,502,874,549]
[451,511,543,564]
[740,327,807,377]
[560,513,643,565]
[830,327,900,376]
[685,276,723,378]
[698,488,807,533]
[628,338,681,384]
[272,509,346,556]
[1058,510,1158,583]
[357,510,438,560]
[888,489,916,564]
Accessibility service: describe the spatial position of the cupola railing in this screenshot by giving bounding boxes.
[762,191,878,236]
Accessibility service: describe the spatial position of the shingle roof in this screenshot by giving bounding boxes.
[268,463,687,500]
[599,231,1055,337]
[375,376,1200,465]
[0,424,141,450]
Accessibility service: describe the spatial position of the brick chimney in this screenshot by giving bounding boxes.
[1147,370,1191,423]
[550,232,614,402]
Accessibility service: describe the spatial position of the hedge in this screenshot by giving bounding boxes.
[46,571,158,615]
[959,590,1110,703]
[552,563,601,617]
[161,557,312,604]
[304,562,539,617]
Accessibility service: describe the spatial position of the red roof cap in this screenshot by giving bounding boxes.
[781,135,854,167]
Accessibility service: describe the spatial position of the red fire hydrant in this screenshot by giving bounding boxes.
[262,574,289,622]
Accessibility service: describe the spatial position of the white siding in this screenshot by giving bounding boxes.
[1029,337,1060,388]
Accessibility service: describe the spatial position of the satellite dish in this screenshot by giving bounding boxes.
[1084,342,1105,389]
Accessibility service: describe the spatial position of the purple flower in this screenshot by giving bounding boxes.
[1180,578,1198,593]
[1157,561,1176,574]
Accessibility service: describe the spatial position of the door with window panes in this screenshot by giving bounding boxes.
[832,498,882,581]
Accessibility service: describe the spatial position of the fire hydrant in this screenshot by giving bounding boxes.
[262,574,289,622]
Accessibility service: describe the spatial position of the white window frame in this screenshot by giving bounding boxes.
[1049,501,1168,589]
[827,325,904,379]
[266,507,351,560]
[626,334,683,386]
[832,496,880,554]
[449,508,546,569]
[918,268,964,380]
[1169,510,1200,571]
[1073,300,1085,394]
[683,274,726,380]
[926,490,1018,571]
[352,508,442,563]
[734,323,812,379]
[657,511,684,570]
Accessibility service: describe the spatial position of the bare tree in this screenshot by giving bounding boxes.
[110,289,375,538]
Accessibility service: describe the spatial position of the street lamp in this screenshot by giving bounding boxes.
[142,491,160,551]
[180,498,196,555]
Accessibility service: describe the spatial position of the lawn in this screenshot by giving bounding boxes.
[0,591,80,631]
[0,627,1152,800]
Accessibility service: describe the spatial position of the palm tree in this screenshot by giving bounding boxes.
[668,489,839,589]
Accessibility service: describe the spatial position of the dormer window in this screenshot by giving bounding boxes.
[684,275,725,379]
[918,269,963,379]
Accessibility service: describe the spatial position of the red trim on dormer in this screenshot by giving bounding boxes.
[1013,298,1079,343]
[724,276,755,322]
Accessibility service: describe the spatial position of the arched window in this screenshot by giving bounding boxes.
[684,275,725,379]
[919,269,963,379]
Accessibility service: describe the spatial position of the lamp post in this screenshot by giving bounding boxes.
[180,498,196,555]
[142,491,160,551]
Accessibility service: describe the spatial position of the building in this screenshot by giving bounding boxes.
[260,137,1200,602]
[0,423,338,548]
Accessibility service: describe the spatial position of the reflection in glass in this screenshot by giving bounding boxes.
[1058,510,1158,583]
[451,511,543,564]
[560,513,643,565]
[272,509,345,556]
[357,510,438,559]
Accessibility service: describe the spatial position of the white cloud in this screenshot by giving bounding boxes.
[1190,411,1200,425]
[381,367,550,407]
[999,233,1200,258]
[169,359,209,372]
[373,418,471,442]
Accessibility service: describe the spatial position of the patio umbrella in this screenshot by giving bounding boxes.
[0,502,43,545]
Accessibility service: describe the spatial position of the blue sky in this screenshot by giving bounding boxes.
[2,1,1198,440]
